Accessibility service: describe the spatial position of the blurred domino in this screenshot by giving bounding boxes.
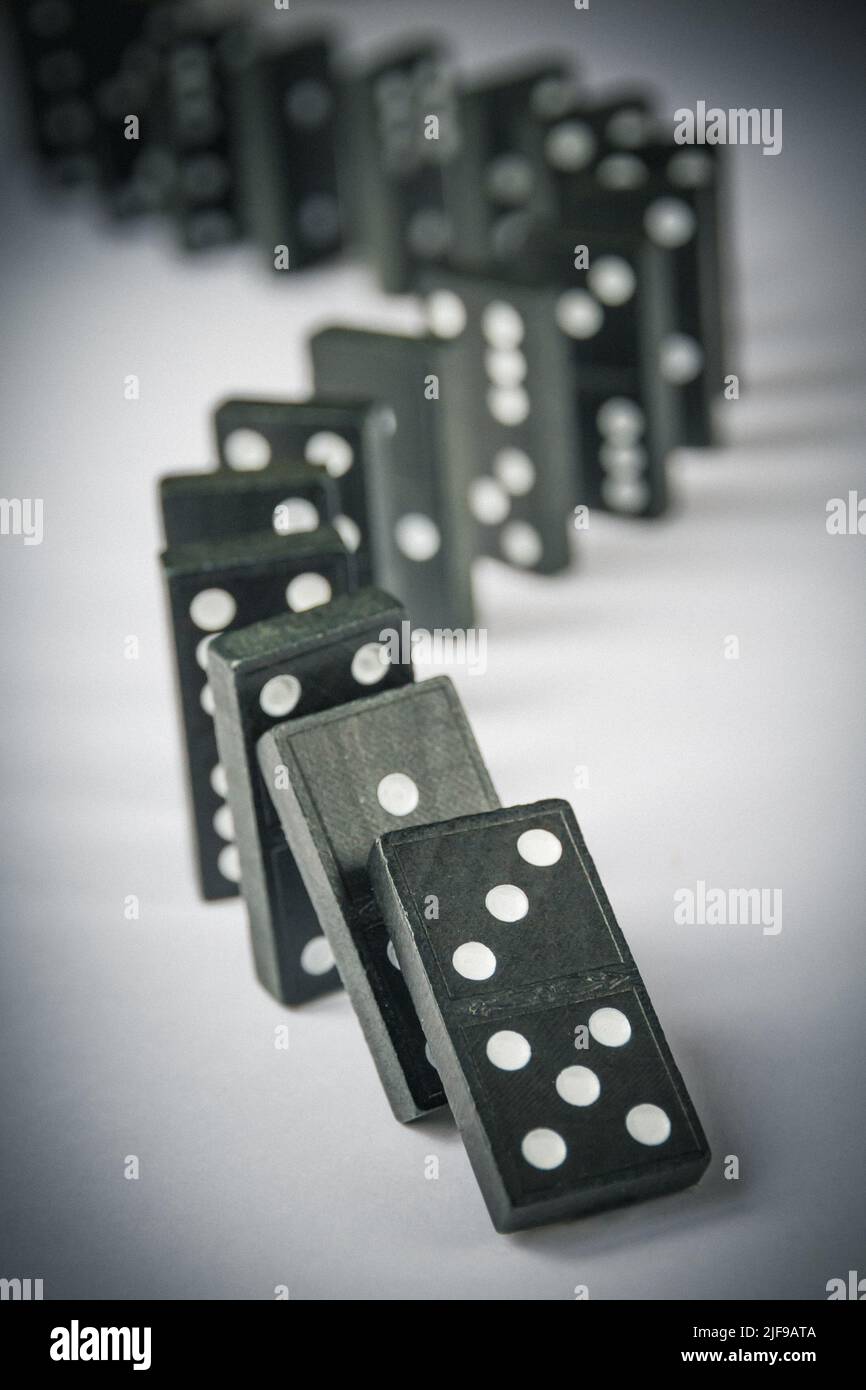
[227,28,343,270]
[311,328,475,628]
[443,57,577,273]
[337,36,457,291]
[160,7,248,251]
[159,462,340,551]
[213,397,387,585]
[6,0,174,211]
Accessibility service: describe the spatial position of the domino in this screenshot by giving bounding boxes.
[337,37,458,292]
[227,29,343,270]
[421,270,577,573]
[207,588,414,1005]
[5,0,101,185]
[6,0,173,211]
[443,58,576,273]
[87,2,179,220]
[635,140,728,445]
[161,526,353,901]
[537,97,727,446]
[310,327,476,630]
[534,87,659,214]
[257,678,500,1121]
[213,397,387,585]
[161,8,247,252]
[370,799,710,1231]
[500,204,687,517]
[159,463,341,551]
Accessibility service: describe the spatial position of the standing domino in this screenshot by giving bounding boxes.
[423,271,577,573]
[227,30,343,270]
[311,328,475,629]
[213,397,387,585]
[159,463,340,550]
[161,528,352,900]
[476,204,686,518]
[444,59,575,272]
[337,37,458,292]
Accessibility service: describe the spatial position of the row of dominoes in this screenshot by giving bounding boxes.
[160,522,710,1232]
[9,4,729,542]
[12,6,717,1230]
[7,7,725,294]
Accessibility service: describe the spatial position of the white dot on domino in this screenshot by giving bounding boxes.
[190,587,235,631]
[660,333,705,384]
[644,197,697,248]
[377,772,419,817]
[545,119,596,171]
[602,476,651,514]
[517,828,562,866]
[210,764,228,798]
[521,1128,567,1170]
[481,301,524,349]
[596,154,648,189]
[304,430,353,478]
[589,1007,632,1047]
[468,476,510,526]
[301,935,335,977]
[487,384,530,427]
[494,448,535,496]
[452,941,496,981]
[500,521,543,567]
[626,1103,671,1146]
[586,256,636,307]
[259,674,302,718]
[333,513,361,553]
[556,289,604,339]
[217,843,241,884]
[485,347,527,388]
[223,428,271,471]
[596,398,645,444]
[196,634,217,670]
[427,289,467,339]
[556,1065,600,1107]
[486,1030,531,1071]
[605,107,650,149]
[273,497,319,535]
[485,884,529,922]
[394,513,441,562]
[286,573,331,612]
[351,642,390,687]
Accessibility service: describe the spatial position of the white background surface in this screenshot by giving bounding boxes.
[1,0,864,1299]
